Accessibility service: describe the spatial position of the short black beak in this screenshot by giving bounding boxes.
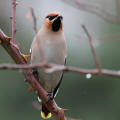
[53,15,63,21]
[58,15,63,20]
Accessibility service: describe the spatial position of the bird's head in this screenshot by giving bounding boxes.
[43,12,63,32]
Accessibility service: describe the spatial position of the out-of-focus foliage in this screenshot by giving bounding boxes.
[0,0,120,120]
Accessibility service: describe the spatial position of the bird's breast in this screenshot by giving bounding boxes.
[31,33,66,65]
[42,41,64,64]
[31,35,66,92]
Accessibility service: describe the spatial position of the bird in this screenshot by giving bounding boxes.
[30,12,67,119]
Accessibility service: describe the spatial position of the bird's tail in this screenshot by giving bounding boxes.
[41,103,52,119]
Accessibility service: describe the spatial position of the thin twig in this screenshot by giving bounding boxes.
[30,7,45,63]
[29,7,37,34]
[1,26,120,77]
[11,0,17,45]
[82,25,101,72]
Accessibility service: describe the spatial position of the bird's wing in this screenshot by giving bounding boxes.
[53,57,66,98]
[30,46,40,80]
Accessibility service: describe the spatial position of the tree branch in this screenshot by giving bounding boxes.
[1,23,120,78]
[0,63,120,77]
[82,25,101,72]
[1,1,120,119]
[29,7,45,63]
[29,7,37,34]
[11,0,17,45]
[0,29,66,120]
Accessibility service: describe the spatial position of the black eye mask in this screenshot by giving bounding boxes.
[47,15,58,21]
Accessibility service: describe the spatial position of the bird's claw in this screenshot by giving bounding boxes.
[46,92,54,103]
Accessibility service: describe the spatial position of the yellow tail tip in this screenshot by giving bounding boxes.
[41,111,52,119]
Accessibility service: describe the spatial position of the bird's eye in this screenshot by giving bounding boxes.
[47,15,58,21]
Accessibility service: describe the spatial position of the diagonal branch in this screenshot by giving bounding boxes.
[82,25,101,72]
[0,29,66,120]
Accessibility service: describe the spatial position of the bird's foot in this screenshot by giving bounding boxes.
[47,92,54,103]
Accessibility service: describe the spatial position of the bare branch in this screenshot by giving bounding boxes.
[0,63,120,77]
[11,0,17,45]
[1,1,120,119]
[82,25,101,72]
[30,7,45,63]
[1,24,120,78]
[29,7,37,34]
[0,29,66,120]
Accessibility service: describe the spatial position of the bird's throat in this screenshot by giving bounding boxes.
[52,18,61,32]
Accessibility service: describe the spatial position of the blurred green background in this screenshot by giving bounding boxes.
[1,0,120,120]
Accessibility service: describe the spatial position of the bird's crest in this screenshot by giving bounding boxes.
[46,12,60,17]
